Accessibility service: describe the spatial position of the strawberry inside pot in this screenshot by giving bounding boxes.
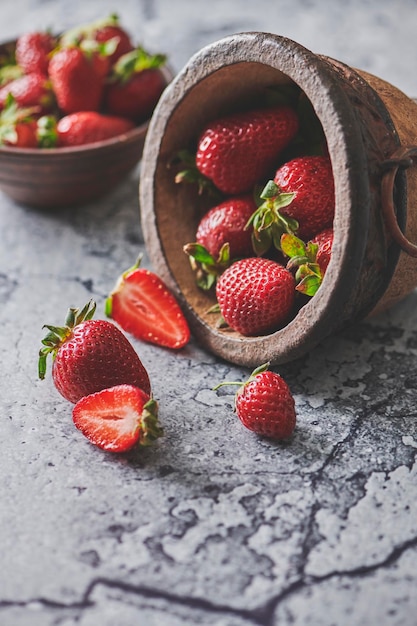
[140,31,417,368]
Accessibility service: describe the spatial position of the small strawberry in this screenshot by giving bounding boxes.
[0,72,54,113]
[193,105,299,195]
[195,195,256,260]
[15,31,57,75]
[60,14,134,66]
[105,257,190,350]
[104,47,167,123]
[183,195,256,290]
[214,362,296,440]
[215,257,296,336]
[72,384,163,453]
[273,155,335,240]
[92,20,134,65]
[280,227,334,296]
[0,94,39,147]
[38,300,151,404]
[53,111,134,147]
[48,46,104,114]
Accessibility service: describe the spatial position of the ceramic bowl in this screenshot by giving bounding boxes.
[140,32,417,367]
[0,38,173,208]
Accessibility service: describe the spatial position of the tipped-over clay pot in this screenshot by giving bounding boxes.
[140,32,417,367]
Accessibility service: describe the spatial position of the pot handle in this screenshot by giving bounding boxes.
[381,145,417,257]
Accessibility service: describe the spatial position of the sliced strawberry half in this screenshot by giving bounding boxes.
[106,258,191,350]
[72,384,163,453]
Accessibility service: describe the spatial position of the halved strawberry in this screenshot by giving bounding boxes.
[72,384,163,453]
[105,258,190,350]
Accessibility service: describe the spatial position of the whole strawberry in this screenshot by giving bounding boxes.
[0,95,39,147]
[38,300,151,404]
[195,195,256,260]
[48,46,104,114]
[194,106,299,195]
[274,155,335,240]
[72,384,163,453]
[0,72,54,113]
[104,47,167,123]
[183,195,257,290]
[214,363,296,440]
[215,257,295,336]
[15,31,57,75]
[54,111,134,147]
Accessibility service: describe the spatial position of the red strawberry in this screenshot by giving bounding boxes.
[38,300,151,404]
[104,47,167,123]
[311,227,334,275]
[93,23,134,65]
[194,106,299,195]
[280,227,334,296]
[15,31,57,75]
[72,384,163,453]
[55,111,134,147]
[60,14,134,66]
[215,257,295,336]
[0,94,39,147]
[0,72,54,113]
[214,363,296,440]
[48,47,104,114]
[274,155,335,240]
[195,195,256,259]
[105,258,190,350]
[183,195,257,290]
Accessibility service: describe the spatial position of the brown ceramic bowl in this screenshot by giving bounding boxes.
[0,38,173,208]
[140,32,417,368]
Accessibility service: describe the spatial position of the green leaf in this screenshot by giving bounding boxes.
[183,243,216,266]
[260,180,280,200]
[296,274,322,297]
[281,233,306,258]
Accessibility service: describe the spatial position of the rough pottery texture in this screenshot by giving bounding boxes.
[140,31,417,367]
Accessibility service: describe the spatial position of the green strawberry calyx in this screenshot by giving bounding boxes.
[213,362,271,405]
[0,93,39,146]
[183,242,231,291]
[137,397,164,446]
[38,300,97,380]
[173,149,222,199]
[280,233,322,297]
[60,13,123,48]
[110,46,166,84]
[245,180,298,256]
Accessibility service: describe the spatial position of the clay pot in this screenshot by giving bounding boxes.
[140,32,417,367]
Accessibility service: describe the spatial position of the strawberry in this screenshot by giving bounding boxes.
[0,72,54,113]
[195,195,256,260]
[183,195,256,290]
[93,22,134,65]
[280,227,334,296]
[53,111,134,147]
[194,106,299,195]
[38,300,151,404]
[311,227,334,276]
[60,14,134,66]
[0,94,39,147]
[72,384,163,453]
[214,362,296,440]
[215,257,296,336]
[273,155,335,240]
[105,258,191,350]
[48,46,104,114]
[104,47,167,123]
[15,31,57,75]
